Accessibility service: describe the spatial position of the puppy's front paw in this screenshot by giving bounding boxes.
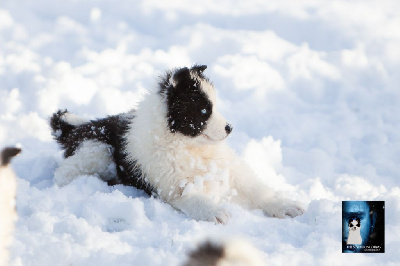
[205,208,230,224]
[262,199,305,219]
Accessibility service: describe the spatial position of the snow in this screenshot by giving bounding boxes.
[1,0,399,265]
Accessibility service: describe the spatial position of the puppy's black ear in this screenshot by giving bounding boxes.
[191,64,207,75]
[1,147,22,166]
[172,67,190,87]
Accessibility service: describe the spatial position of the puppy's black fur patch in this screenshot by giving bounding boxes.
[159,65,213,137]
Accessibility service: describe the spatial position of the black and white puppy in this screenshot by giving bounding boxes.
[50,65,304,223]
[0,147,21,265]
[347,218,362,245]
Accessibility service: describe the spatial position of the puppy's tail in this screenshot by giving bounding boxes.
[50,109,77,145]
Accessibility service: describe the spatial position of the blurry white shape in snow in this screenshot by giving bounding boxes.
[90,8,102,22]
[0,9,14,30]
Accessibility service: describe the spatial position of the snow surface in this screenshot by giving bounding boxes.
[1,0,400,265]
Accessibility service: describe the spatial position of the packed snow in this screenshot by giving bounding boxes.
[1,0,399,265]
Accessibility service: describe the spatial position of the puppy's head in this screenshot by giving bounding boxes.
[160,65,232,144]
[348,218,361,231]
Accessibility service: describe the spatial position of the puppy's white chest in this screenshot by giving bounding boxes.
[178,157,235,202]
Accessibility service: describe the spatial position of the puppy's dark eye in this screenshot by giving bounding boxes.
[201,109,207,115]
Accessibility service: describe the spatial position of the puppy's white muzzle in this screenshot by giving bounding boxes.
[202,110,232,142]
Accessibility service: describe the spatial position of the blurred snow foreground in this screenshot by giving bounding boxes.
[1,0,400,265]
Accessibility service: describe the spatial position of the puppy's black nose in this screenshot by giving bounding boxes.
[225,123,233,134]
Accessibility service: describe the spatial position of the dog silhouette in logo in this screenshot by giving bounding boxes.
[347,218,362,245]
